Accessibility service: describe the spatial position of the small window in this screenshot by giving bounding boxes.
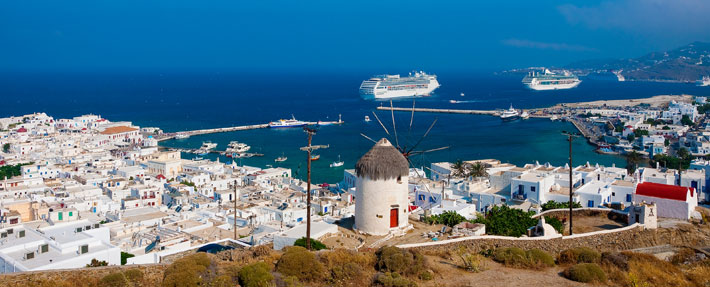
[80,245,88,254]
[396,176,402,184]
[6,229,13,235]
[40,244,49,253]
[25,252,34,260]
[76,227,83,233]
[18,230,25,238]
[531,186,536,192]
[612,192,616,196]
[69,212,73,217]
[1,232,6,238]
[93,223,100,229]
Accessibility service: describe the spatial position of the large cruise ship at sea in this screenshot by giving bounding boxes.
[522,69,581,90]
[359,71,440,99]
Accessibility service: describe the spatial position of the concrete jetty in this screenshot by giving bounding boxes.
[157,120,343,141]
[376,106,499,116]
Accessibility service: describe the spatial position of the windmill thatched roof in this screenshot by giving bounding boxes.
[355,138,409,181]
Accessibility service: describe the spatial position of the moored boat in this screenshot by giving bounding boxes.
[269,115,307,128]
[329,155,344,168]
[500,104,520,121]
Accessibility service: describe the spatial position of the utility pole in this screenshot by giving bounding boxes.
[300,127,328,250]
[568,134,574,236]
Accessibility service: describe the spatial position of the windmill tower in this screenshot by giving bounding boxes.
[354,138,411,235]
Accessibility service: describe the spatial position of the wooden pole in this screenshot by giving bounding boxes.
[568,134,574,235]
[306,130,312,250]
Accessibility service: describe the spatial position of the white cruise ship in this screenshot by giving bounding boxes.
[522,69,581,90]
[359,71,440,99]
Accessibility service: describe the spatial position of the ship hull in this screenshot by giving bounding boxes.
[525,81,581,91]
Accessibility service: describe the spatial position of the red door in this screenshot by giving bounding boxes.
[390,208,398,228]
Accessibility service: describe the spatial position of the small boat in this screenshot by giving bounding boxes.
[449,100,460,104]
[500,104,520,121]
[550,115,558,121]
[226,141,250,153]
[275,153,287,162]
[596,144,616,154]
[364,115,371,122]
[175,133,190,139]
[460,92,465,97]
[698,76,710,87]
[310,154,320,161]
[200,141,218,150]
[329,155,344,168]
[521,111,530,119]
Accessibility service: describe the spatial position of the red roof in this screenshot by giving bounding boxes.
[16,127,27,133]
[156,174,166,180]
[636,182,694,201]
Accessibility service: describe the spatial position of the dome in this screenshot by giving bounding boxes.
[355,138,409,181]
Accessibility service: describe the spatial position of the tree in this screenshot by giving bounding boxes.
[451,160,467,178]
[541,200,582,211]
[468,161,488,178]
[681,115,694,126]
[472,205,537,237]
[626,151,641,174]
[2,143,9,153]
[626,134,635,142]
[664,139,670,147]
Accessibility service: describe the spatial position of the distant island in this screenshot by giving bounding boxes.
[506,42,710,83]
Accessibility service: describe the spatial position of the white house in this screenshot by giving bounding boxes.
[633,182,697,220]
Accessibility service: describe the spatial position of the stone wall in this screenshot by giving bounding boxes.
[0,264,168,287]
[403,224,710,255]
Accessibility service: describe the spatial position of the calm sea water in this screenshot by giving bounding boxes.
[1,70,708,183]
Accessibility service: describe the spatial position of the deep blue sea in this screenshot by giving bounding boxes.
[1,70,709,183]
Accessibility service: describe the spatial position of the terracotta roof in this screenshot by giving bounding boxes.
[635,182,694,201]
[100,126,138,135]
[156,174,166,180]
[16,127,27,133]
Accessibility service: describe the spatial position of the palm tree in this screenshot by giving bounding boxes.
[468,161,488,178]
[452,160,467,178]
[626,151,641,174]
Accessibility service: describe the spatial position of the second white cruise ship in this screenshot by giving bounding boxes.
[522,69,581,90]
[359,71,440,99]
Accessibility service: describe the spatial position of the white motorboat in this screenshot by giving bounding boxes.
[500,104,520,121]
[329,155,344,168]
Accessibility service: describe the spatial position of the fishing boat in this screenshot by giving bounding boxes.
[310,154,320,161]
[275,153,287,162]
[364,115,371,122]
[521,111,530,119]
[329,155,344,168]
[500,104,520,121]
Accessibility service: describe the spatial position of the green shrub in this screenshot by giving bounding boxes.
[210,275,234,287]
[123,268,144,284]
[558,247,601,264]
[457,247,487,272]
[121,252,135,265]
[418,270,433,281]
[564,263,607,283]
[251,245,272,257]
[492,247,527,267]
[276,246,325,282]
[282,276,304,287]
[293,237,327,250]
[162,253,214,287]
[541,200,582,211]
[425,211,467,227]
[238,262,274,287]
[376,246,427,276]
[544,216,564,233]
[472,205,537,237]
[100,272,129,287]
[86,258,108,267]
[375,272,417,287]
[320,249,374,285]
[525,249,555,268]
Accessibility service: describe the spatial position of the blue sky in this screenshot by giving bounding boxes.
[2,0,709,72]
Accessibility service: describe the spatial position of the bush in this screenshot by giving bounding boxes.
[457,249,487,272]
[100,272,128,287]
[541,200,582,211]
[670,248,696,265]
[252,245,272,257]
[564,263,607,283]
[276,246,325,282]
[320,249,375,286]
[293,237,327,250]
[238,261,274,287]
[425,211,467,227]
[375,272,417,287]
[472,205,537,237]
[492,248,554,269]
[162,253,215,287]
[418,270,433,281]
[282,276,304,287]
[121,252,135,265]
[86,258,108,267]
[123,268,144,284]
[558,247,601,264]
[544,216,564,233]
[376,246,426,276]
[492,247,527,267]
[525,249,555,268]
